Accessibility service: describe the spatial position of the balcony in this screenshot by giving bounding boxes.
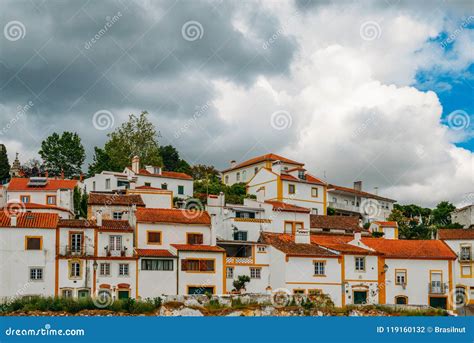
[328,201,360,214]
[428,282,447,294]
[104,246,128,257]
[61,245,92,257]
[226,256,253,264]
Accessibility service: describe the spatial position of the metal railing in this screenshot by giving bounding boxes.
[61,245,92,257]
[428,282,447,294]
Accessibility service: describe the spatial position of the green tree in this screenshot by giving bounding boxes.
[87,147,120,176]
[39,132,85,178]
[103,111,162,170]
[73,187,88,219]
[158,145,191,174]
[191,164,220,181]
[430,201,456,227]
[0,144,10,183]
[232,275,251,292]
[20,159,46,178]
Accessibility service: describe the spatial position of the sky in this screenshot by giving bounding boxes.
[0,0,472,207]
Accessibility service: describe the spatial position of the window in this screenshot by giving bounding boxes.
[141,259,173,271]
[161,183,168,190]
[25,236,42,250]
[461,265,472,277]
[293,289,305,295]
[99,263,111,276]
[355,257,366,272]
[430,271,443,293]
[395,296,408,305]
[242,170,247,181]
[250,267,261,279]
[154,167,161,174]
[144,182,151,187]
[178,185,184,195]
[61,289,73,298]
[236,172,240,182]
[257,245,267,253]
[233,231,248,241]
[92,181,96,191]
[78,289,90,298]
[29,267,43,281]
[105,178,111,189]
[46,195,56,205]
[284,221,304,235]
[298,170,305,179]
[69,261,81,278]
[254,167,259,175]
[311,208,318,215]
[69,232,83,253]
[112,211,123,220]
[181,259,215,272]
[109,235,122,251]
[308,289,322,299]
[395,269,407,285]
[21,195,30,203]
[224,176,229,184]
[147,231,162,245]
[187,233,204,245]
[119,263,129,276]
[314,261,325,276]
[332,197,337,203]
[460,246,472,261]
[226,267,234,279]
[235,211,255,219]
[288,184,296,194]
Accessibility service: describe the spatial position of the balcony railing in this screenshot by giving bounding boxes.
[226,256,253,264]
[428,282,447,294]
[328,202,360,213]
[459,254,472,262]
[104,246,128,257]
[61,245,92,257]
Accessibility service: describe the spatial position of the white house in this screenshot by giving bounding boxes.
[2,202,74,219]
[327,182,396,223]
[127,186,173,209]
[0,212,59,301]
[451,205,474,229]
[87,192,145,221]
[438,228,474,306]
[368,221,399,239]
[6,177,78,214]
[221,153,305,186]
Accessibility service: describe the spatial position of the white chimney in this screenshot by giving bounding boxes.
[210,215,217,245]
[230,160,236,168]
[271,160,282,175]
[132,156,140,173]
[10,214,17,227]
[96,211,103,227]
[295,227,310,244]
[353,228,362,242]
[353,181,362,191]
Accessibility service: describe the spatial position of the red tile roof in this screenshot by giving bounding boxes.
[310,235,378,255]
[265,201,310,213]
[135,249,175,257]
[57,219,133,231]
[8,178,78,191]
[280,173,326,186]
[0,212,59,229]
[310,215,361,231]
[328,184,396,202]
[136,208,211,225]
[171,244,225,252]
[88,193,145,206]
[3,202,72,214]
[260,232,338,257]
[438,228,474,240]
[222,153,304,172]
[127,168,192,180]
[373,221,398,227]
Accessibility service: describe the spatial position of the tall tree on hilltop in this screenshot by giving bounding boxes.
[0,144,10,183]
[87,147,120,176]
[39,132,85,178]
[191,164,220,181]
[103,111,162,171]
[159,145,191,174]
[20,159,46,178]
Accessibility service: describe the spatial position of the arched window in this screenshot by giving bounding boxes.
[395,296,408,305]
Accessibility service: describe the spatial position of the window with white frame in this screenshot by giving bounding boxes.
[311,187,318,197]
[29,267,43,281]
[113,212,123,220]
[395,270,407,285]
[109,235,122,251]
[119,263,129,276]
[236,172,240,182]
[105,178,111,189]
[355,257,365,271]
[226,267,234,279]
[61,289,73,298]
[250,267,261,279]
[314,261,325,276]
[69,261,81,278]
[99,263,111,276]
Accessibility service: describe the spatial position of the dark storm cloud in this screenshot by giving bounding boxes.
[0,0,297,166]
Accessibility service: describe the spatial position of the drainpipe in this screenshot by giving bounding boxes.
[176,251,179,295]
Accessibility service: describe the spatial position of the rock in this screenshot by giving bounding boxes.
[184,298,202,307]
[226,311,243,316]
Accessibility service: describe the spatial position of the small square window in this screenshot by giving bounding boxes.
[147,231,162,244]
[62,289,73,298]
[113,212,123,220]
[314,261,325,276]
[395,270,407,285]
[46,195,56,205]
[226,267,234,279]
[21,195,30,203]
[257,245,267,253]
[178,185,184,195]
[311,187,318,197]
[161,183,168,190]
[288,184,296,194]
[355,257,366,271]
[30,268,43,281]
[99,263,111,276]
[250,267,261,279]
[119,263,129,276]
[25,237,42,250]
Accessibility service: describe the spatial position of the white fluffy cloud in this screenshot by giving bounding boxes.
[212,1,473,207]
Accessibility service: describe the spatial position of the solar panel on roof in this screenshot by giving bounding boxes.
[27,177,48,187]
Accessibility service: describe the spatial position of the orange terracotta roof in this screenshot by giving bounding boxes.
[222,153,304,172]
[310,215,361,231]
[280,173,326,186]
[127,167,192,180]
[171,244,225,252]
[136,249,175,257]
[136,208,211,225]
[361,237,457,260]
[265,200,310,213]
[260,232,338,257]
[88,193,145,206]
[3,202,72,214]
[328,184,396,202]
[57,219,133,231]
[135,185,163,190]
[373,221,398,227]
[8,178,77,191]
[0,212,59,229]
[438,228,474,240]
[310,235,377,255]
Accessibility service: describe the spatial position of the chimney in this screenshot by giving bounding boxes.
[353,227,362,242]
[230,160,236,168]
[353,181,362,191]
[132,156,140,173]
[96,211,102,227]
[128,205,136,228]
[271,160,282,175]
[10,214,17,227]
[374,187,378,195]
[295,227,310,244]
